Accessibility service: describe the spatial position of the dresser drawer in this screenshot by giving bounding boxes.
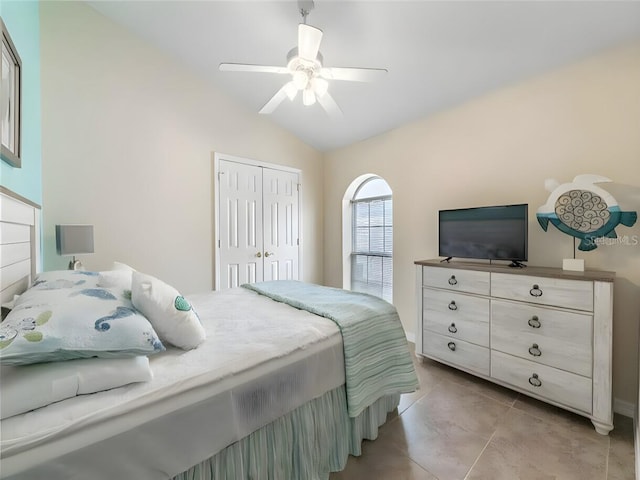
[424,288,490,347]
[491,351,592,413]
[491,300,592,377]
[423,266,490,295]
[491,273,593,311]
[423,332,490,376]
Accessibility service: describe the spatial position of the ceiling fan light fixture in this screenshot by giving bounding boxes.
[292,70,308,90]
[284,81,298,101]
[302,88,316,106]
[312,77,329,98]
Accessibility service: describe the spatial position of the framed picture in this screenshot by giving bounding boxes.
[1,17,21,168]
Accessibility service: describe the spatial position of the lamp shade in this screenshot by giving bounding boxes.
[56,225,94,256]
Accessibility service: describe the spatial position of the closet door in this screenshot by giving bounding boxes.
[263,168,299,282]
[218,160,264,289]
[216,158,300,289]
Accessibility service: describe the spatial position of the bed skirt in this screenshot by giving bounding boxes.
[174,386,400,480]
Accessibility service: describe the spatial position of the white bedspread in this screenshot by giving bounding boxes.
[0,288,344,480]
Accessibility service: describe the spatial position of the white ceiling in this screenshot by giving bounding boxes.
[87,1,640,152]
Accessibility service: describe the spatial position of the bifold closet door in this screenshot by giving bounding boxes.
[262,167,299,282]
[217,160,299,289]
[218,160,264,289]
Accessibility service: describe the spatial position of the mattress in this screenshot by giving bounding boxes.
[0,288,345,480]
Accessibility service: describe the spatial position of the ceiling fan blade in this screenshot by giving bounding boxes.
[298,24,323,61]
[259,84,290,115]
[317,91,343,119]
[320,67,388,82]
[219,63,289,74]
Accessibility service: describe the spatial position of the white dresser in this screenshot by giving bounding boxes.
[415,259,615,434]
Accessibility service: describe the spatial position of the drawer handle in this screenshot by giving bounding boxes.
[448,275,458,286]
[529,284,543,297]
[447,341,456,351]
[528,315,541,329]
[448,323,457,334]
[528,343,542,357]
[528,373,542,387]
[448,301,458,311]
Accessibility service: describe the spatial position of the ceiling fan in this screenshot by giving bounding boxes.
[219,0,388,118]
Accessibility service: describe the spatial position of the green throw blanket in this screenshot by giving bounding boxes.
[242,281,419,418]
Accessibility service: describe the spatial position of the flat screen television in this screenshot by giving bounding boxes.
[438,204,528,265]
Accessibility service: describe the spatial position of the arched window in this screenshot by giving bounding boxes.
[350,177,392,302]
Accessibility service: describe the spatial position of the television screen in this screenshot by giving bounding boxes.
[438,204,528,262]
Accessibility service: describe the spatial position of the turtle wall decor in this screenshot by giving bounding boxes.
[536,174,637,251]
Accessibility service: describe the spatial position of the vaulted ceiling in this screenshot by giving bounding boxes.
[87,1,640,152]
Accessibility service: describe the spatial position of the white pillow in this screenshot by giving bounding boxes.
[0,356,153,419]
[97,262,136,291]
[98,270,133,291]
[131,272,206,350]
[112,261,136,272]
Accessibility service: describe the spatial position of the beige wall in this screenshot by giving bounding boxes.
[40,1,640,406]
[323,43,640,406]
[40,2,324,294]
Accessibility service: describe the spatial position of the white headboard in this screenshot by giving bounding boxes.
[0,186,41,305]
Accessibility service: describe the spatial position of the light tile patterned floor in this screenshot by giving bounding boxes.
[330,345,635,480]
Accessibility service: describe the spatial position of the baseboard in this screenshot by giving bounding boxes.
[613,397,635,418]
[405,331,416,344]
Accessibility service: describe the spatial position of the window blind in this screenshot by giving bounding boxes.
[351,197,392,303]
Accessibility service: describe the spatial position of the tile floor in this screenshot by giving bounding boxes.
[330,346,635,480]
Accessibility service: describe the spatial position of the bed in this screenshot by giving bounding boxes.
[0,188,419,480]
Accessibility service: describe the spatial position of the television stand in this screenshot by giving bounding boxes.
[508,260,526,268]
[440,257,452,263]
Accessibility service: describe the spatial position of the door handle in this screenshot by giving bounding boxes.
[255,252,262,258]
[264,252,274,257]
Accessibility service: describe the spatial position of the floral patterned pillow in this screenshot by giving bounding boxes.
[0,271,164,366]
[13,270,101,308]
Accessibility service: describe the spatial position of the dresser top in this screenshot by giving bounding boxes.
[414,259,616,283]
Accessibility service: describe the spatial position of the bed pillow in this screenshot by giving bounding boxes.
[131,272,206,350]
[111,261,136,272]
[30,269,102,288]
[97,261,137,292]
[97,270,133,291]
[14,270,102,308]
[0,281,164,366]
[0,356,153,419]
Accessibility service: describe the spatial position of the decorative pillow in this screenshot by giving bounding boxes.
[97,262,137,293]
[0,279,164,366]
[131,272,206,350]
[111,261,136,272]
[97,270,133,291]
[15,270,101,308]
[1,356,153,419]
[30,269,102,287]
